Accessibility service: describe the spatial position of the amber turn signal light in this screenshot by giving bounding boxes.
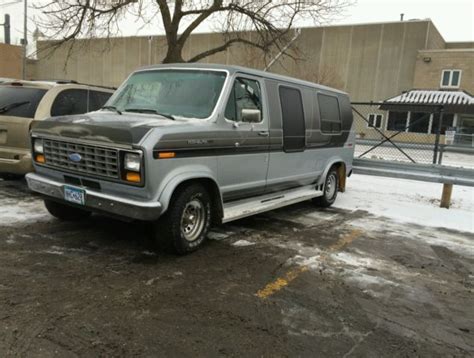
[35,154,45,163]
[125,171,141,183]
[158,152,176,159]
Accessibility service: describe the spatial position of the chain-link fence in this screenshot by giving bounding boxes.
[351,102,474,168]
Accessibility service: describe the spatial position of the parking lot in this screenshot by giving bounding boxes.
[1,178,473,357]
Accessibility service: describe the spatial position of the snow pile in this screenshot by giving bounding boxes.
[335,174,474,233]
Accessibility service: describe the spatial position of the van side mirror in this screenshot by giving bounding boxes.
[241,108,261,123]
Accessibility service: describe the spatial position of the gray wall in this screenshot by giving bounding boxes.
[28,20,451,101]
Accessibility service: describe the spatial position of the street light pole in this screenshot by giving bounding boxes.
[22,0,27,79]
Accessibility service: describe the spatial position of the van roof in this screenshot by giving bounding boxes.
[137,63,347,95]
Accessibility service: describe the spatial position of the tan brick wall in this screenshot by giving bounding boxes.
[0,43,22,78]
[413,50,474,93]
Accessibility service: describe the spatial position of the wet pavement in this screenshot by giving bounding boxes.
[0,178,473,357]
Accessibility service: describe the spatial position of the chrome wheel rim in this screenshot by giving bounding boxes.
[180,199,205,242]
[325,174,337,199]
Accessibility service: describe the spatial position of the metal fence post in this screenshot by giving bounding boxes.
[432,107,443,164]
[437,144,445,165]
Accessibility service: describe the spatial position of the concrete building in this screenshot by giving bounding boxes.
[26,19,474,144]
[0,43,22,78]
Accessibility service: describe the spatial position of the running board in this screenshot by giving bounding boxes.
[222,185,323,223]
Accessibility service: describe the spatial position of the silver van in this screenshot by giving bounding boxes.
[26,64,355,254]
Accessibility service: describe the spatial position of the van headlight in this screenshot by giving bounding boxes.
[124,152,141,172]
[33,138,44,153]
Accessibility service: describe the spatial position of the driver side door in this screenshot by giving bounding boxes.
[217,75,270,202]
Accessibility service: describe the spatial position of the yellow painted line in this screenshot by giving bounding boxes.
[256,228,363,299]
[328,228,364,252]
[256,266,309,299]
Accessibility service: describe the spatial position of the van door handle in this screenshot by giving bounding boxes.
[258,131,269,137]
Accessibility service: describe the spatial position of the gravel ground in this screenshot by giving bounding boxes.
[0,178,473,357]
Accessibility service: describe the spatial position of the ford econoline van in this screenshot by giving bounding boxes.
[26,64,355,254]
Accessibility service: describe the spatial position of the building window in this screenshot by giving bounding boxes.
[430,113,454,134]
[367,114,383,129]
[409,112,431,133]
[441,70,462,88]
[387,111,408,131]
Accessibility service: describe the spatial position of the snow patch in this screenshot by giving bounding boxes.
[232,239,255,247]
[334,174,474,233]
[208,231,233,241]
[0,197,51,227]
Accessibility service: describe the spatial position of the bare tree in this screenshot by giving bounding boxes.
[34,0,351,64]
[301,64,345,89]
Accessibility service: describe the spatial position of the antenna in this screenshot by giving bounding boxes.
[264,28,302,72]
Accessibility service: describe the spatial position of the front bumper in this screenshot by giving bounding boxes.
[26,173,162,221]
[0,148,33,175]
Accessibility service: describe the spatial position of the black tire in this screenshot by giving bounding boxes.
[314,167,339,208]
[153,184,212,255]
[44,199,92,221]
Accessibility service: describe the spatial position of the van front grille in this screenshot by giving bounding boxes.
[43,139,119,179]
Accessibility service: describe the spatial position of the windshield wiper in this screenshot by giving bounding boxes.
[0,101,30,114]
[101,105,122,115]
[124,108,175,120]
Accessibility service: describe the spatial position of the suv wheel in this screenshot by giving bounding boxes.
[153,184,212,255]
[44,199,92,221]
[314,167,339,208]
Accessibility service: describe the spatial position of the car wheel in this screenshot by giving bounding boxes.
[314,167,339,208]
[44,199,92,221]
[153,184,212,255]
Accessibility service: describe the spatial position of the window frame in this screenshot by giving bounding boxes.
[223,74,264,124]
[366,113,383,129]
[440,69,462,89]
[317,93,342,135]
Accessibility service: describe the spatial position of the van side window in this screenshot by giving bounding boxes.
[318,94,341,133]
[279,86,305,151]
[225,77,262,122]
[51,89,88,117]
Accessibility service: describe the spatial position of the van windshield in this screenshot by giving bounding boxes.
[106,69,227,119]
[0,86,47,118]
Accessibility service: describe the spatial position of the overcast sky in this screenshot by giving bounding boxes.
[1,0,473,46]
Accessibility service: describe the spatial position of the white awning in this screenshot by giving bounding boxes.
[382,89,474,114]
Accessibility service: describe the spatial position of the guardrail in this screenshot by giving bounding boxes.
[352,158,474,208]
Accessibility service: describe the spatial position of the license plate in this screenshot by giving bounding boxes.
[64,186,85,205]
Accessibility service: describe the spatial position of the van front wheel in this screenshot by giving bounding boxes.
[153,184,211,255]
[314,168,339,208]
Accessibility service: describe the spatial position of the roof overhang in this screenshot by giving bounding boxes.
[379,89,474,115]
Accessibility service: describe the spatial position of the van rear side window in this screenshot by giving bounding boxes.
[318,94,341,133]
[279,86,306,152]
[0,87,47,119]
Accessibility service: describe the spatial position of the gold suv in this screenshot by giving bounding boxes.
[0,80,114,175]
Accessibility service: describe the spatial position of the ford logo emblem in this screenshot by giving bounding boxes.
[69,153,82,162]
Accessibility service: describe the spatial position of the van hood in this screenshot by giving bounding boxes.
[31,111,185,145]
